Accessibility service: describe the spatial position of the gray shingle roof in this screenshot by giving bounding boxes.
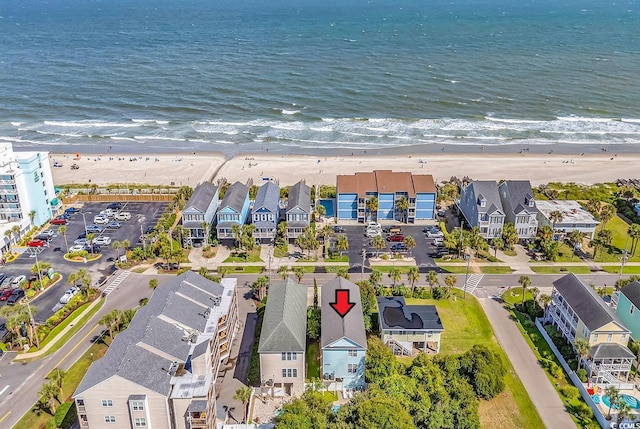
[469,181,504,215]
[185,182,217,213]
[321,277,367,349]
[258,278,307,353]
[287,181,311,214]
[254,182,280,214]
[219,181,249,213]
[501,180,538,215]
[553,273,626,331]
[621,281,640,310]
[589,343,635,360]
[74,271,228,397]
[376,296,444,331]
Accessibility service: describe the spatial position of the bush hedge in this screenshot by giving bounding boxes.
[54,402,77,429]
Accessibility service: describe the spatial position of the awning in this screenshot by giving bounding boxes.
[50,198,59,206]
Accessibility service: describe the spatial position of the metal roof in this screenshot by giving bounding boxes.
[258,278,307,353]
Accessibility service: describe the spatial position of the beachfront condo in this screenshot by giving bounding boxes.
[458,180,505,239]
[498,180,539,239]
[180,182,219,246]
[258,278,307,397]
[0,143,58,253]
[336,170,436,224]
[73,272,239,429]
[535,199,599,240]
[216,181,250,240]
[251,181,280,240]
[286,181,311,239]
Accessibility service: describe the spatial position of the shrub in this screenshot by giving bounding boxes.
[576,368,588,382]
[572,401,594,422]
[54,401,77,429]
[560,385,580,400]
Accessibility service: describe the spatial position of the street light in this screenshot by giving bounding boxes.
[80,211,92,235]
[361,248,366,282]
[463,253,471,299]
[137,215,146,251]
[25,245,45,349]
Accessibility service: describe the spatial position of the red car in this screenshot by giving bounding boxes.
[51,217,67,225]
[0,288,13,301]
[387,234,405,242]
[27,239,46,247]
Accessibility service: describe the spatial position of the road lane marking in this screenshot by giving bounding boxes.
[0,411,10,424]
[54,323,99,369]
[0,385,9,396]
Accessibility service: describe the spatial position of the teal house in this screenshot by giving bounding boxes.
[616,281,640,340]
[216,181,250,240]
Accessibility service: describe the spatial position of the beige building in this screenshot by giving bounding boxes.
[258,278,307,397]
[73,272,238,429]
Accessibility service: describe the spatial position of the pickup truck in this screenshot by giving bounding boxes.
[114,211,131,221]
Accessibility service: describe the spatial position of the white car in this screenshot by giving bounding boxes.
[94,215,109,224]
[102,208,116,217]
[59,287,80,304]
[426,229,444,238]
[94,236,112,246]
[365,229,382,238]
[74,238,89,246]
[367,222,381,230]
[114,211,131,221]
[12,275,26,286]
[69,244,85,253]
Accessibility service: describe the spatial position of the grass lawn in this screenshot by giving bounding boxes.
[480,266,513,274]
[306,341,320,379]
[602,265,640,274]
[325,255,349,262]
[273,246,289,258]
[503,249,518,256]
[501,289,535,307]
[369,265,416,274]
[405,291,544,428]
[223,249,263,263]
[594,216,639,262]
[222,265,265,274]
[555,243,582,262]
[530,265,592,274]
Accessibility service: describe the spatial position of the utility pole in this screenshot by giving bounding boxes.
[463,253,471,299]
[361,248,366,282]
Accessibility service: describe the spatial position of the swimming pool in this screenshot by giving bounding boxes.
[319,199,335,218]
[598,394,640,410]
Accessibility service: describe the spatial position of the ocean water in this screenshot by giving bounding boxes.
[0,0,639,155]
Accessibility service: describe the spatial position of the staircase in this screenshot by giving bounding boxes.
[386,339,413,357]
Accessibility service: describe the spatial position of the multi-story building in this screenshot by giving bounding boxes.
[258,278,307,396]
[535,200,599,240]
[285,181,311,239]
[457,180,505,239]
[498,180,539,239]
[216,182,250,240]
[73,272,239,429]
[615,281,640,340]
[321,277,367,391]
[180,182,219,246]
[0,143,57,252]
[251,181,280,240]
[336,170,436,224]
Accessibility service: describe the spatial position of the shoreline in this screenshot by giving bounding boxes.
[49,151,640,188]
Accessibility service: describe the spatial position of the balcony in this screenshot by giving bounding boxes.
[0,180,16,185]
[0,207,21,214]
[188,417,207,428]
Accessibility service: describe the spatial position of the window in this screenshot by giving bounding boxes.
[104,416,116,423]
[282,369,298,378]
[582,326,589,338]
[101,400,113,407]
[131,401,144,411]
[593,334,599,342]
[607,333,613,342]
[348,364,357,374]
[622,333,627,342]
[631,305,635,315]
[281,352,297,360]
[348,349,357,357]
[134,418,147,427]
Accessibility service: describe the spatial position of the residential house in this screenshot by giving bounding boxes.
[458,181,505,239]
[216,182,250,240]
[252,181,280,240]
[336,170,436,224]
[498,180,539,239]
[286,181,311,239]
[377,296,444,356]
[321,277,367,390]
[258,278,307,396]
[546,273,633,387]
[536,200,599,240]
[615,281,640,340]
[73,272,238,429]
[181,182,219,245]
[0,143,58,252]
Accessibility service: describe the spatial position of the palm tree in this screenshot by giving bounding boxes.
[200,221,210,244]
[585,198,601,216]
[518,275,531,306]
[388,267,402,287]
[530,287,540,301]
[4,229,13,255]
[29,210,36,228]
[251,275,269,301]
[231,224,242,249]
[501,223,518,250]
[11,224,21,243]
[403,236,416,256]
[336,234,349,257]
[122,239,130,251]
[314,204,326,221]
[366,196,379,222]
[111,240,123,259]
[148,278,159,290]
[599,204,616,228]
[605,385,620,420]
[427,271,439,295]
[336,267,349,279]
[233,386,253,424]
[320,224,334,259]
[292,266,305,283]
[369,270,382,288]
[629,223,640,256]
[490,236,504,257]
[57,225,69,254]
[444,275,457,295]
[277,265,289,279]
[86,233,95,255]
[395,196,409,223]
[48,368,67,400]
[539,294,552,312]
[573,338,590,370]
[371,235,386,257]
[568,230,584,250]
[594,229,613,260]
[39,381,59,414]
[549,210,564,231]
[99,312,117,340]
[407,266,419,295]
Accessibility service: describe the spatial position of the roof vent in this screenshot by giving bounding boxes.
[211,296,221,306]
[168,361,179,376]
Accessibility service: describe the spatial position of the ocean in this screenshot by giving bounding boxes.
[0,0,639,156]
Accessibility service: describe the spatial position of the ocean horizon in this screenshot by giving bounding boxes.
[1,0,639,155]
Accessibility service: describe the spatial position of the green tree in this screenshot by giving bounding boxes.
[369,270,382,288]
[549,210,564,230]
[121,238,130,251]
[336,234,349,257]
[427,270,439,295]
[629,223,640,255]
[573,338,590,370]
[233,386,253,424]
[599,204,616,228]
[490,236,504,257]
[539,293,552,311]
[307,307,321,341]
[99,311,117,340]
[148,278,159,290]
[537,225,554,245]
[460,345,506,400]
[444,274,457,294]
[585,198,601,216]
[469,226,488,255]
[371,234,386,257]
[394,196,410,223]
[292,266,306,283]
[407,266,420,295]
[57,225,69,254]
[518,275,531,306]
[568,230,584,249]
[29,209,36,227]
[4,229,13,255]
[605,385,620,420]
[388,267,401,287]
[336,267,349,279]
[86,233,95,254]
[39,381,59,414]
[366,196,379,222]
[336,394,414,429]
[231,224,242,249]
[277,265,289,279]
[320,224,334,259]
[48,368,67,400]
[365,337,398,381]
[403,235,416,256]
[594,229,613,260]
[251,275,269,301]
[501,223,518,250]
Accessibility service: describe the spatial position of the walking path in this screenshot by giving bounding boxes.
[479,297,575,429]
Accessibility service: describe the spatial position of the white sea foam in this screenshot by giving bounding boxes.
[281,109,300,115]
[43,120,138,128]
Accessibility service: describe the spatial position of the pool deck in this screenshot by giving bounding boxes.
[591,386,640,419]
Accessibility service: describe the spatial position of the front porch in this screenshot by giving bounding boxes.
[385,338,439,357]
[584,343,635,388]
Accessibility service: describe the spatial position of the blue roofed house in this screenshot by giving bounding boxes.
[498,180,539,239]
[321,277,367,392]
[216,181,250,240]
[181,182,219,246]
[286,181,311,239]
[458,181,505,239]
[252,181,280,241]
[615,281,640,340]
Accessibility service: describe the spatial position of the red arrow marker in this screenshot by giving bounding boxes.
[330,289,356,318]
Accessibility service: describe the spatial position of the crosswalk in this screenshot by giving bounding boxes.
[102,270,131,296]
[462,274,484,295]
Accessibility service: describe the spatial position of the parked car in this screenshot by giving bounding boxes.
[85,225,103,233]
[433,237,444,246]
[387,234,405,242]
[36,233,53,241]
[100,209,116,217]
[0,288,14,301]
[69,244,85,253]
[0,273,6,284]
[367,222,381,230]
[77,232,87,240]
[107,202,123,210]
[94,236,112,246]
[27,239,46,247]
[144,226,155,234]
[59,287,80,305]
[429,250,450,258]
[41,230,55,238]
[73,238,89,246]
[106,221,122,229]
[84,244,100,253]
[390,243,407,251]
[50,217,67,225]
[12,275,26,287]
[365,229,381,238]
[425,227,443,238]
[7,289,25,305]
[114,212,131,221]
[437,209,446,217]
[93,215,109,224]
[333,225,345,233]
[64,207,79,214]
[0,277,13,288]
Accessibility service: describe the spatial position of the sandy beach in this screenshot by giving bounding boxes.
[50,151,640,188]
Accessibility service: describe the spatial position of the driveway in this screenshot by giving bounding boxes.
[479,297,575,429]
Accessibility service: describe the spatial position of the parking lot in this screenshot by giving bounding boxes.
[0,201,169,327]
